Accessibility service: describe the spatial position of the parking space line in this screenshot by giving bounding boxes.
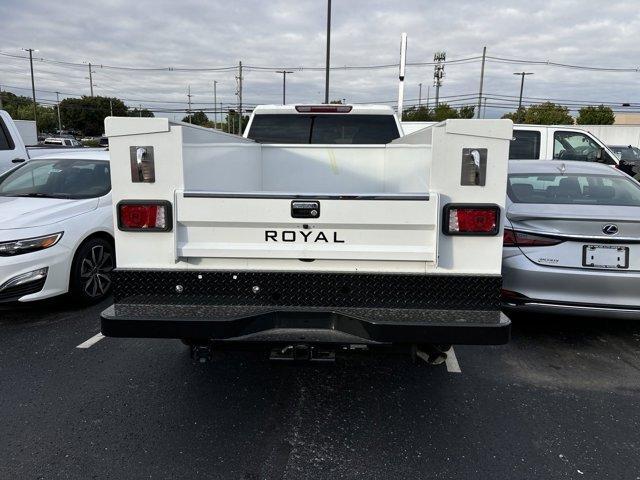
[76,333,105,349]
[445,347,462,373]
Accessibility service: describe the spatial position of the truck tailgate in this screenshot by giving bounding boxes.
[176,192,438,263]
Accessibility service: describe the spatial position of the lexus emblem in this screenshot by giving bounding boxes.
[602,224,619,235]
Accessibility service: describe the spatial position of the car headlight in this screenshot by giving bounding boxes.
[0,232,64,256]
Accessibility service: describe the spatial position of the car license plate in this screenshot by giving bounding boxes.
[582,245,629,269]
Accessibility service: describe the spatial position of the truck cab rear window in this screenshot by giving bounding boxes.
[247,114,400,144]
[509,130,541,160]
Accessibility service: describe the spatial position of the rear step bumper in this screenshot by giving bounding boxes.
[100,270,511,345]
[101,304,511,345]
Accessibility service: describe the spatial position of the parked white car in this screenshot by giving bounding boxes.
[0,151,113,303]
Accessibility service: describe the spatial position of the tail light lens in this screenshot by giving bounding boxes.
[503,228,563,247]
[117,201,172,232]
[443,204,500,235]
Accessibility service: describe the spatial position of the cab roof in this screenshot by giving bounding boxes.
[251,104,396,115]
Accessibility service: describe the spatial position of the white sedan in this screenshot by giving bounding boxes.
[0,151,113,303]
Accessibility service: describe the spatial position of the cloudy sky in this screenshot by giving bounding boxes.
[1,0,638,119]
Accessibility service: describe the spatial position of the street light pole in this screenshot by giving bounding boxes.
[324,0,331,104]
[418,83,422,106]
[513,72,534,109]
[276,70,293,104]
[23,48,38,129]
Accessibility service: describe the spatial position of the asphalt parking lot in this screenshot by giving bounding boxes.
[1,300,640,480]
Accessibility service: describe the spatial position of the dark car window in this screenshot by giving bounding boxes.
[0,118,15,151]
[247,114,400,144]
[508,173,640,206]
[552,130,612,163]
[610,146,640,162]
[0,159,111,199]
[509,130,541,159]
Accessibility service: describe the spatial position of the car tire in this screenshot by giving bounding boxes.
[70,237,115,303]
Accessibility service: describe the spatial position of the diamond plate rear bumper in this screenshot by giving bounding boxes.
[101,270,511,345]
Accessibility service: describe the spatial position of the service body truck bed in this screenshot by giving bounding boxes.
[101,105,513,356]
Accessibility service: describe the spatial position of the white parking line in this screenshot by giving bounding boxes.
[445,347,462,373]
[76,333,105,349]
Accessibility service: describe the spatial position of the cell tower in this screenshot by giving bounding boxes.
[433,51,446,107]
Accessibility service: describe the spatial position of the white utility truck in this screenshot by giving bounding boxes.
[101,104,513,362]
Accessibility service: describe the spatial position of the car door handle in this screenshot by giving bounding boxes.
[11,158,26,163]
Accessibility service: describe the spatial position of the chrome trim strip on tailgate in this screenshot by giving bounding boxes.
[183,192,430,200]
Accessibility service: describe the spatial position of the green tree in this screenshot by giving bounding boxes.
[182,111,209,126]
[221,110,250,134]
[0,92,58,133]
[432,103,459,121]
[576,105,615,125]
[402,103,473,122]
[402,106,432,121]
[60,96,129,135]
[458,105,475,119]
[523,102,573,125]
[128,107,155,118]
[502,107,526,123]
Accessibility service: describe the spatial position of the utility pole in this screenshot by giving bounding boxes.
[0,85,3,109]
[87,62,95,96]
[213,80,218,127]
[426,86,430,110]
[187,85,192,123]
[55,92,62,134]
[109,99,113,116]
[276,70,293,104]
[324,0,331,104]
[23,48,38,129]
[237,61,243,134]
[514,71,534,109]
[139,104,142,118]
[477,46,486,119]
[433,51,445,107]
[418,83,422,106]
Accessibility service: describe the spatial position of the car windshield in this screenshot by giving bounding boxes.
[0,159,111,199]
[247,114,400,144]
[508,173,640,206]
[609,146,640,162]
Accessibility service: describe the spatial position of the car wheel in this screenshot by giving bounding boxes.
[70,237,115,303]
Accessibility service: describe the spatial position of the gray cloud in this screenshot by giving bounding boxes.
[1,0,638,119]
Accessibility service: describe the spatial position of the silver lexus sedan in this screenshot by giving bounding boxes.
[502,160,640,319]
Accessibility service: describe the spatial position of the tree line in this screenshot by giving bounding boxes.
[0,92,153,136]
[401,101,616,125]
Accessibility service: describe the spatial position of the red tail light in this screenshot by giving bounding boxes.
[117,201,172,232]
[503,228,563,247]
[443,204,500,235]
[295,105,352,113]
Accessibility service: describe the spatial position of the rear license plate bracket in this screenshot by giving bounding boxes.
[582,245,629,269]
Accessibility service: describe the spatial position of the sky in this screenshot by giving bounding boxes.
[1,0,639,120]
